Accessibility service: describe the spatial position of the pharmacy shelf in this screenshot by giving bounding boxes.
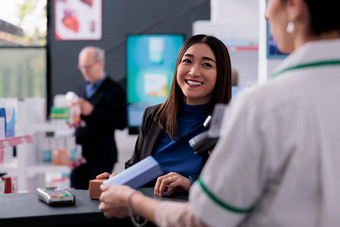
[0,135,33,150]
[0,135,32,175]
[1,124,76,191]
[27,164,70,178]
[17,123,74,191]
[0,159,70,176]
[0,159,18,172]
[21,122,75,137]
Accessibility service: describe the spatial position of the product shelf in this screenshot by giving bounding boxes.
[0,158,18,172]
[0,135,33,150]
[27,164,70,177]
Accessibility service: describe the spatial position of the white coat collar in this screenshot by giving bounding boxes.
[273,39,340,76]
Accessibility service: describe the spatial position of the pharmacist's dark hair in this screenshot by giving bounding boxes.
[303,0,340,35]
[155,34,232,140]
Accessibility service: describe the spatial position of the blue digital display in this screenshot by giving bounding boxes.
[126,34,185,133]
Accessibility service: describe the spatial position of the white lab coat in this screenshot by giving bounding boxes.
[190,39,340,227]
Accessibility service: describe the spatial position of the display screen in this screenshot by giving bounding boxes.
[126,34,185,134]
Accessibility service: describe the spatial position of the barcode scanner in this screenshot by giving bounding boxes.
[189,104,227,155]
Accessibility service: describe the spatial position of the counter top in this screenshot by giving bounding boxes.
[0,187,187,226]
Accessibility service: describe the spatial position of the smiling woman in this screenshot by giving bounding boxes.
[156,34,232,141]
[99,0,340,226]
[98,34,232,200]
[177,43,217,106]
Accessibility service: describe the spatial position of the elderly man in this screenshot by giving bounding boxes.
[70,46,127,189]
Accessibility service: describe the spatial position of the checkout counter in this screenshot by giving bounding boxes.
[0,188,188,226]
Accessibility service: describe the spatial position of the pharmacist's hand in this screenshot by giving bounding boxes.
[96,172,118,180]
[78,98,94,116]
[99,185,135,218]
[154,172,191,197]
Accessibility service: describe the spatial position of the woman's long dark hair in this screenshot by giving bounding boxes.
[154,34,232,140]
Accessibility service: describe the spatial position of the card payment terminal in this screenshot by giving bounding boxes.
[37,187,75,206]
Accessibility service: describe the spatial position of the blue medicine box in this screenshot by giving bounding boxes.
[0,108,6,139]
[5,107,15,138]
[102,156,163,189]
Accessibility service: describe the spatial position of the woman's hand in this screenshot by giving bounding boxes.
[99,185,136,218]
[154,172,192,197]
[96,172,118,180]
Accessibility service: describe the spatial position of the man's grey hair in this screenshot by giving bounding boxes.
[92,47,105,62]
[80,46,105,63]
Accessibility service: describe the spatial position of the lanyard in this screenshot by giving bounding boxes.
[272,59,340,77]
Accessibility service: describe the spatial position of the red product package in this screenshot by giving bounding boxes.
[1,174,18,193]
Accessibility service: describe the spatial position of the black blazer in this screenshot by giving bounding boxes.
[76,77,127,166]
[125,104,162,169]
[125,104,209,170]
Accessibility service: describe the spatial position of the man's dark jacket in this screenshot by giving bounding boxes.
[76,77,127,168]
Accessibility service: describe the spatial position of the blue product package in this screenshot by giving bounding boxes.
[102,156,163,189]
[5,107,15,138]
[0,108,6,139]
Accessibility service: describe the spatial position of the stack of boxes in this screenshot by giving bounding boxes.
[47,93,82,166]
[0,97,81,192]
[0,99,17,165]
[0,99,18,193]
[36,131,80,166]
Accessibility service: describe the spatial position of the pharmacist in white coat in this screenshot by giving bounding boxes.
[98,0,340,226]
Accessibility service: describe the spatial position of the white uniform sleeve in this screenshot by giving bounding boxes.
[155,201,208,227]
[189,90,270,226]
